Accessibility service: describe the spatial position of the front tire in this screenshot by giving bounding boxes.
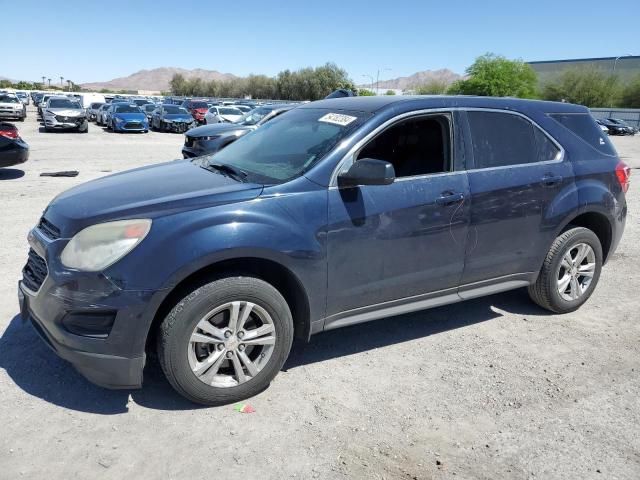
[528,227,603,313]
[157,276,294,406]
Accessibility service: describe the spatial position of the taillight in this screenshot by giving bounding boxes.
[616,161,631,193]
[0,128,18,140]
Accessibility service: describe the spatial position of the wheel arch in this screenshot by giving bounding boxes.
[144,256,312,358]
[557,210,613,263]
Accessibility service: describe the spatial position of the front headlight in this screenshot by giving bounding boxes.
[60,219,152,271]
[115,117,125,123]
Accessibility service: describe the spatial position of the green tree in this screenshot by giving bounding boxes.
[448,53,538,98]
[357,88,376,96]
[619,74,640,108]
[385,90,396,95]
[415,80,448,95]
[541,66,619,107]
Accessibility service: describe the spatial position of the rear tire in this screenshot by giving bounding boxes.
[528,227,603,313]
[157,276,294,406]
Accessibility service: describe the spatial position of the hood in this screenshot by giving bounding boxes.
[45,159,263,235]
[164,114,194,122]
[187,123,251,137]
[112,112,146,121]
[219,114,243,122]
[47,108,84,116]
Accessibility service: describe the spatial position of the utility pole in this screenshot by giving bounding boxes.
[376,68,391,95]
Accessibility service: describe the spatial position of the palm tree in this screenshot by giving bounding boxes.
[47,78,51,87]
[60,76,64,87]
[41,76,46,86]
[66,79,72,92]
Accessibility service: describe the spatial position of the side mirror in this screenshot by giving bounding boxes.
[338,158,395,187]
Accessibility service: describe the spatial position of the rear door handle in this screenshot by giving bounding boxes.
[542,174,563,186]
[436,192,465,205]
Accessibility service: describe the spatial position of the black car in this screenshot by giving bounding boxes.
[0,122,29,168]
[607,118,637,135]
[19,96,629,406]
[597,118,630,135]
[151,105,196,133]
[182,103,297,158]
[142,103,157,123]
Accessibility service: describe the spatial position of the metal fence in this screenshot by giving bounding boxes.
[590,108,640,128]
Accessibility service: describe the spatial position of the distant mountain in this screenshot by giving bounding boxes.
[360,69,462,91]
[82,67,238,92]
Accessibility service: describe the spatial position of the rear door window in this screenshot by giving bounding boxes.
[467,111,560,168]
[549,113,617,156]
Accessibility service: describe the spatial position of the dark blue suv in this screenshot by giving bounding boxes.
[18,96,630,405]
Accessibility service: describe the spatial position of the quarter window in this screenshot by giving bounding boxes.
[467,111,559,168]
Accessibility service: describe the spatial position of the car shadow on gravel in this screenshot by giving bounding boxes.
[0,169,25,180]
[285,288,550,370]
[0,289,550,414]
[0,315,204,414]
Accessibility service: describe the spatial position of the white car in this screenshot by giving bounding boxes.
[0,93,26,121]
[204,106,243,124]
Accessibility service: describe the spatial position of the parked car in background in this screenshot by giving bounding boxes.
[0,122,29,168]
[181,100,209,124]
[233,104,253,113]
[606,118,637,135]
[108,104,148,133]
[43,96,88,133]
[19,96,630,406]
[87,102,105,121]
[38,95,54,118]
[597,118,629,136]
[151,105,196,133]
[96,104,112,126]
[16,92,30,105]
[0,93,26,122]
[142,104,157,123]
[182,103,297,158]
[204,105,244,124]
[131,98,152,108]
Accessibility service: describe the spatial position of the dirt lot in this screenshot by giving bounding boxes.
[0,108,638,480]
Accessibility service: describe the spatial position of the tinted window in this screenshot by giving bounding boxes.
[0,94,20,103]
[115,105,142,113]
[549,113,617,156]
[49,98,81,109]
[164,106,188,114]
[468,111,557,168]
[357,114,451,177]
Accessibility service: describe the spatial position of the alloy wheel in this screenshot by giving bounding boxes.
[187,301,276,388]
[557,243,596,301]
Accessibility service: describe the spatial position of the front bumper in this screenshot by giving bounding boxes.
[113,121,148,132]
[164,121,194,133]
[44,116,88,130]
[18,227,160,389]
[0,110,25,120]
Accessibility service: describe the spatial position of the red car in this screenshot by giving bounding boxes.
[181,100,209,124]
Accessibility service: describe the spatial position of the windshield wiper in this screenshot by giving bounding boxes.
[201,162,249,182]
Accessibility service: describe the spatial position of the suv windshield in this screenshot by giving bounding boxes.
[199,108,369,184]
[0,94,20,103]
[49,99,81,109]
[115,105,142,113]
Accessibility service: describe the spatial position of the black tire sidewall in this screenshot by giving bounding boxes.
[160,277,294,405]
[546,229,603,312]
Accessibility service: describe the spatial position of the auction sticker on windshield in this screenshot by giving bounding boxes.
[318,113,357,126]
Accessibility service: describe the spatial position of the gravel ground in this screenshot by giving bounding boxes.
[0,108,638,480]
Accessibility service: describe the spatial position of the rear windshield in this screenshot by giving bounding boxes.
[549,113,617,157]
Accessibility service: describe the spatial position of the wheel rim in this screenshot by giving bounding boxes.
[187,301,276,388]
[557,242,596,301]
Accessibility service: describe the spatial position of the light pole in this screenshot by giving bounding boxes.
[376,68,391,95]
[611,54,633,107]
[362,74,374,92]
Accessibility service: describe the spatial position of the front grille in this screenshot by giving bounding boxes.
[38,217,61,240]
[124,122,142,129]
[22,249,48,292]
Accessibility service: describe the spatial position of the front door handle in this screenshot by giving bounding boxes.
[542,174,563,186]
[435,192,464,205]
